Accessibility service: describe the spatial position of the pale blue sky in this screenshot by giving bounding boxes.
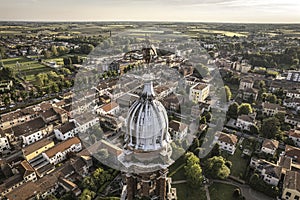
[0,0,299,23]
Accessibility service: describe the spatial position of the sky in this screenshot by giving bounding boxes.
[0,0,299,23]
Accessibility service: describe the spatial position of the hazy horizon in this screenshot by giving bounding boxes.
[0,0,299,23]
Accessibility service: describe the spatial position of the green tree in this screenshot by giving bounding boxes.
[224,86,232,102]
[238,103,252,115]
[51,45,58,57]
[250,125,259,135]
[43,50,52,59]
[227,102,239,119]
[79,189,96,200]
[261,117,280,139]
[184,152,203,187]
[205,156,230,179]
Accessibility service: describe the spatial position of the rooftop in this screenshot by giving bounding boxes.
[44,137,81,158]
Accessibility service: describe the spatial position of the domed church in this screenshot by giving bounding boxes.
[119,81,177,200]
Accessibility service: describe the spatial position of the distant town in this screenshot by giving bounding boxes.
[0,22,300,200]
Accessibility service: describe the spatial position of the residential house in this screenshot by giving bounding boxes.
[98,101,120,115]
[261,139,279,155]
[76,112,100,133]
[11,117,53,146]
[250,157,282,186]
[282,171,300,200]
[54,121,79,141]
[284,145,300,166]
[189,83,210,103]
[40,107,68,124]
[216,132,238,155]
[262,102,285,117]
[162,93,184,112]
[287,129,300,147]
[285,115,300,128]
[116,93,139,108]
[22,138,55,161]
[236,114,256,131]
[169,120,188,140]
[43,137,82,165]
[0,130,10,153]
[286,90,300,99]
[283,98,300,111]
[239,77,254,90]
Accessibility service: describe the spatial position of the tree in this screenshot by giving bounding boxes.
[80,44,94,54]
[224,86,232,102]
[266,94,277,104]
[238,103,252,115]
[211,143,221,157]
[199,116,206,124]
[51,83,59,93]
[261,117,280,139]
[42,50,52,59]
[51,45,58,57]
[184,152,203,187]
[205,156,230,179]
[171,142,185,160]
[250,124,259,135]
[227,102,239,119]
[79,189,96,200]
[57,46,68,56]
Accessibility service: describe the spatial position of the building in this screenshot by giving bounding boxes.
[239,77,254,90]
[286,70,300,82]
[11,117,53,146]
[119,82,176,200]
[262,102,285,117]
[168,120,188,141]
[261,139,279,155]
[250,158,282,186]
[236,115,256,131]
[189,82,210,103]
[282,171,300,200]
[98,101,120,115]
[22,138,55,161]
[285,115,300,128]
[54,121,79,141]
[287,129,300,147]
[43,137,82,165]
[284,145,300,165]
[216,131,238,155]
[0,131,10,153]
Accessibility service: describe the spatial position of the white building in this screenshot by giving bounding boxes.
[11,117,53,146]
[261,139,279,155]
[0,133,10,153]
[43,137,82,165]
[286,90,300,99]
[216,131,238,155]
[54,121,79,141]
[239,77,254,90]
[262,102,285,117]
[98,101,120,115]
[168,120,188,141]
[189,83,210,103]
[250,158,282,186]
[236,115,256,131]
[287,129,300,147]
[76,113,100,133]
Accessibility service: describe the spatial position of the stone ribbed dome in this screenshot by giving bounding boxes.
[125,81,169,152]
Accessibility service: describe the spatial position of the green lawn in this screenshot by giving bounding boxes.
[222,146,250,179]
[174,183,206,200]
[209,182,239,200]
[169,156,186,181]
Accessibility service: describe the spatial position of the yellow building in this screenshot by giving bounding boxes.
[189,83,210,103]
[282,170,300,200]
[22,138,54,161]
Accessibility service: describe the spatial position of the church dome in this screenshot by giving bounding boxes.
[125,81,170,152]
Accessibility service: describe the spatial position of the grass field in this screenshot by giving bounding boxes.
[169,156,186,181]
[209,182,239,200]
[221,145,250,179]
[174,183,207,200]
[2,57,53,82]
